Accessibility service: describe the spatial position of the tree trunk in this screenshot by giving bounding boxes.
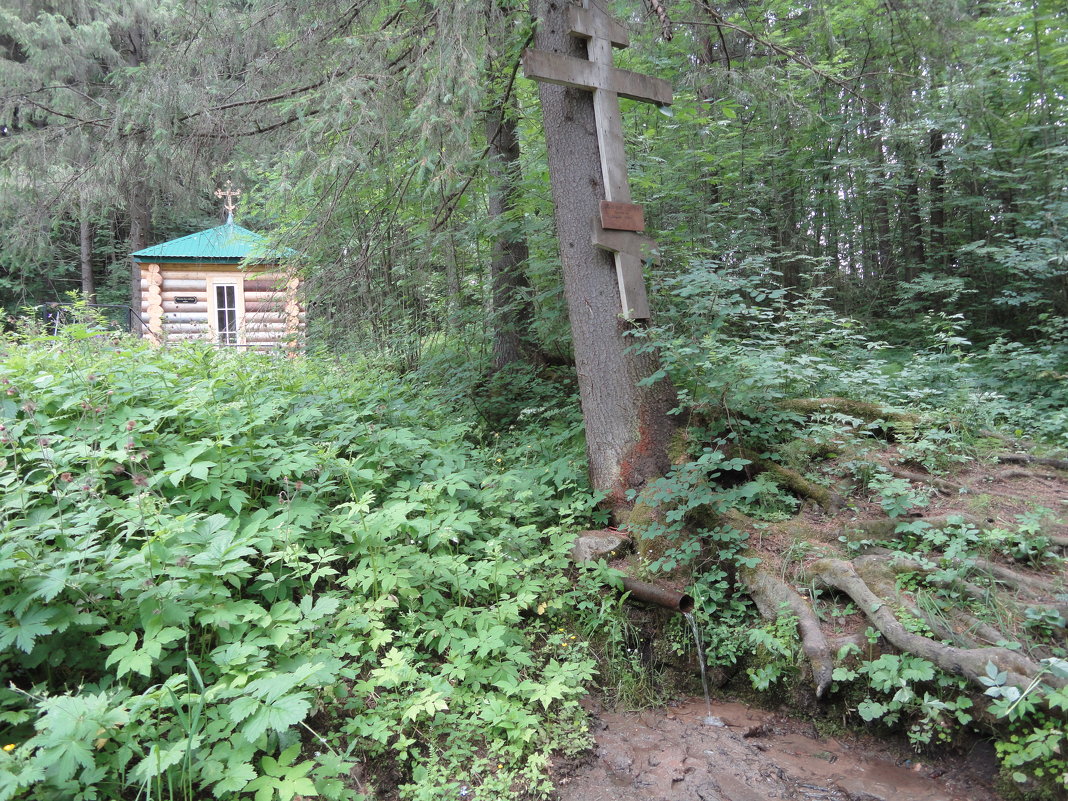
[928,127,946,267]
[128,178,151,336]
[869,114,894,283]
[442,231,462,327]
[79,212,96,303]
[532,0,678,517]
[486,97,540,371]
[902,156,925,281]
[121,19,151,336]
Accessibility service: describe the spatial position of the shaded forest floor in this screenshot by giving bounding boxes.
[585,440,1068,800]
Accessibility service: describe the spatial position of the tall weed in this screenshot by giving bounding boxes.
[0,331,598,800]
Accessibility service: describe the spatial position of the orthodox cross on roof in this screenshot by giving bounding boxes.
[523,0,672,319]
[214,180,242,224]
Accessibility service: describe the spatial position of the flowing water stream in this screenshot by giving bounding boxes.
[683,611,720,726]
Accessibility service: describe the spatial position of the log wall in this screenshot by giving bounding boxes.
[137,261,305,352]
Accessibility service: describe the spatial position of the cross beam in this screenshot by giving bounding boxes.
[524,2,671,320]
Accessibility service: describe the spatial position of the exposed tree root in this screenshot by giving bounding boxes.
[850,553,1062,656]
[946,610,1008,650]
[739,567,834,698]
[947,610,1062,662]
[992,467,1053,482]
[851,555,964,646]
[794,438,846,460]
[888,467,964,496]
[996,453,1068,471]
[779,397,920,427]
[864,550,1068,626]
[841,516,1068,570]
[969,558,1065,599]
[805,558,1066,698]
[840,515,987,544]
[735,447,846,513]
[889,467,1038,500]
[859,550,995,607]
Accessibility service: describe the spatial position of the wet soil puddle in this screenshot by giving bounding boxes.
[555,698,1003,801]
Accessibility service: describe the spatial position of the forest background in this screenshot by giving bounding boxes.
[1,1,1067,800]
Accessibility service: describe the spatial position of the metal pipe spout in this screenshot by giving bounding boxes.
[620,576,694,614]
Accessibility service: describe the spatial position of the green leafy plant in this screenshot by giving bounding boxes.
[868,473,930,519]
[979,659,1068,795]
[0,331,602,800]
[833,654,973,749]
[745,612,801,691]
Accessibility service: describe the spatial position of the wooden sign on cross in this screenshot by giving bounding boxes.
[524,1,672,320]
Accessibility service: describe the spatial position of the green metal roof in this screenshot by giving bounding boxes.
[131,223,289,263]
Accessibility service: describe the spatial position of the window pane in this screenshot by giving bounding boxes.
[215,284,238,345]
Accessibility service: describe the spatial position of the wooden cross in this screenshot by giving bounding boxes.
[214,180,242,222]
[524,1,672,319]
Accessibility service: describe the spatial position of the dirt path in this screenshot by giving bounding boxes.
[554,698,1003,801]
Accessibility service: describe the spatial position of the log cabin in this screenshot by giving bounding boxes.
[131,219,303,351]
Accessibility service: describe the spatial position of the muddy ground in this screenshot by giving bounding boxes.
[554,441,1068,801]
[554,697,1004,801]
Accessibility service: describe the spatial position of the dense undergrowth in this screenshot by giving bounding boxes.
[0,323,611,800]
[628,267,1068,798]
[2,277,1068,800]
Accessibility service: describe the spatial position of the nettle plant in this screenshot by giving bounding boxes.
[0,331,599,801]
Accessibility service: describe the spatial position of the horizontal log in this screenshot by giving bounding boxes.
[143,274,290,288]
[245,304,284,316]
[244,280,288,292]
[162,303,208,313]
[164,335,212,343]
[243,291,285,303]
[245,327,287,335]
[154,269,243,280]
[160,313,209,324]
[161,278,207,291]
[161,290,208,301]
